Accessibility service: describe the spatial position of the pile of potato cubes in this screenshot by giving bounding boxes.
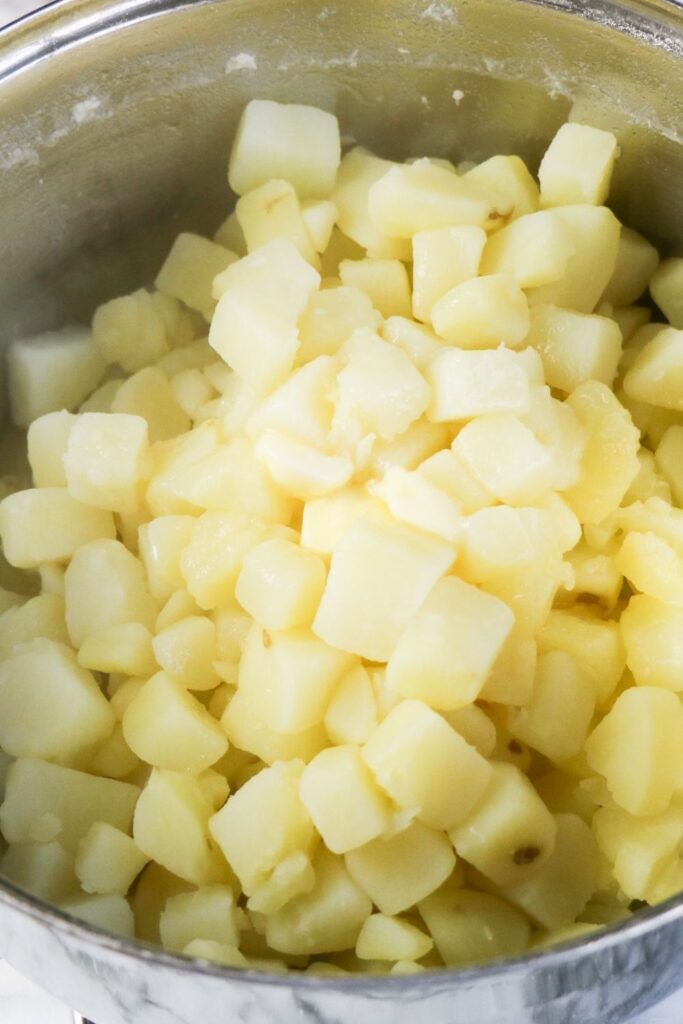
[0,97,682,974]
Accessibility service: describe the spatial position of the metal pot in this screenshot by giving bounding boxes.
[0,1,682,1022]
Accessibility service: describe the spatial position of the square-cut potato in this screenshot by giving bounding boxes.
[425,347,531,423]
[236,538,326,631]
[160,885,240,954]
[324,666,377,746]
[27,411,75,487]
[297,287,381,363]
[453,414,554,505]
[237,179,318,267]
[64,412,151,514]
[620,594,683,690]
[650,257,683,328]
[156,233,237,321]
[152,615,219,691]
[464,154,539,220]
[355,913,432,962]
[75,822,149,895]
[525,305,622,392]
[431,274,529,349]
[623,327,683,411]
[411,225,486,323]
[0,840,78,903]
[339,258,412,319]
[0,489,115,569]
[538,123,619,207]
[480,210,575,288]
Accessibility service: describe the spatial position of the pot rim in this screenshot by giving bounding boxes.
[1,0,682,992]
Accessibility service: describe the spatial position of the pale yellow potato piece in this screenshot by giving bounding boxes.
[63,412,151,514]
[27,410,75,487]
[537,607,624,706]
[88,724,140,781]
[356,914,433,961]
[585,687,683,816]
[301,198,338,253]
[419,888,530,967]
[602,227,659,307]
[620,594,683,690]
[297,286,381,363]
[431,274,529,349]
[411,225,486,322]
[623,327,683,411]
[152,615,219,690]
[171,367,215,420]
[179,512,271,610]
[265,847,372,955]
[245,355,336,447]
[111,366,190,443]
[480,210,575,287]
[160,885,240,954]
[332,149,409,259]
[368,418,449,478]
[370,466,464,543]
[93,290,172,373]
[481,631,537,706]
[345,821,455,916]
[386,577,513,709]
[123,671,227,772]
[559,541,623,612]
[59,893,134,938]
[458,505,559,585]
[0,841,78,903]
[182,939,248,967]
[449,762,557,885]
[209,760,314,894]
[453,414,554,505]
[654,425,683,505]
[156,590,202,632]
[237,179,318,266]
[0,758,139,853]
[539,123,619,207]
[0,592,69,660]
[138,515,195,603]
[75,822,149,896]
[324,665,377,746]
[339,257,412,319]
[464,154,539,220]
[156,233,237,320]
[650,257,683,328]
[0,488,115,569]
[417,448,494,514]
[381,316,447,369]
[7,327,105,429]
[425,346,531,423]
[617,531,683,606]
[313,517,454,662]
[594,805,683,903]
[300,486,380,555]
[525,305,622,392]
[228,99,341,199]
[134,769,224,886]
[247,850,315,914]
[221,690,327,766]
[78,622,156,677]
[363,700,492,831]
[254,433,353,501]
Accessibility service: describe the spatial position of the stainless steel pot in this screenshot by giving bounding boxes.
[0,2,682,1022]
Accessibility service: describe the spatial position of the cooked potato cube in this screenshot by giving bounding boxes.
[453,414,554,505]
[75,822,149,895]
[386,577,513,709]
[464,154,539,220]
[617,531,683,606]
[138,515,195,603]
[152,615,219,691]
[0,489,115,569]
[371,466,464,543]
[339,257,412,319]
[363,700,492,830]
[156,233,237,320]
[247,850,315,914]
[7,326,105,428]
[133,769,224,885]
[300,486,380,555]
[0,758,139,852]
[481,632,537,706]
[480,210,575,288]
[180,512,273,611]
[237,179,318,266]
[564,380,640,524]
[602,227,659,307]
[623,327,683,411]
[27,411,76,487]
[345,821,455,915]
[160,885,240,953]
[425,347,531,423]
[0,841,78,902]
[209,760,314,894]
[458,505,559,584]
[60,893,134,938]
[297,286,381,363]
[559,540,623,611]
[449,762,557,885]
[419,888,530,966]
[228,99,341,199]
[417,449,494,514]
[650,257,683,328]
[221,691,327,766]
[301,198,337,252]
[254,433,353,501]
[93,290,172,373]
[654,425,683,505]
[332,148,408,258]
[123,671,227,772]
[78,622,156,677]
[525,305,622,392]
[313,518,454,662]
[111,366,190,443]
[236,538,326,631]
[586,687,683,816]
[301,745,391,853]
[63,412,150,514]
[411,225,486,322]
[246,355,336,447]
[356,913,432,961]
[537,608,624,706]
[88,723,140,780]
[156,590,202,632]
[0,592,69,660]
[431,274,529,350]
[594,805,683,903]
[620,594,683,690]
[265,847,372,955]
[539,123,619,206]
[509,651,596,762]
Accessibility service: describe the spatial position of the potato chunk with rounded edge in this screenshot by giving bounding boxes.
[449,762,557,886]
[386,577,513,710]
[411,225,486,323]
[160,885,240,954]
[59,893,134,938]
[209,760,314,894]
[585,687,683,816]
[237,179,318,267]
[77,622,157,677]
[539,123,619,207]
[524,305,622,393]
[324,666,377,746]
[419,888,530,967]
[345,821,455,916]
[301,746,391,854]
[0,489,115,569]
[650,257,683,328]
[620,595,683,691]
[356,914,433,961]
[537,608,624,706]
[138,515,195,603]
[111,366,190,444]
[426,347,531,424]
[464,155,539,220]
[623,328,683,411]
[254,433,353,502]
[602,227,659,307]
[363,701,492,831]
[156,233,237,320]
[64,412,151,514]
[152,616,219,691]
[247,851,315,914]
[297,287,381,363]
[27,411,75,487]
[75,822,149,895]
[221,691,327,767]
[480,210,575,287]
[617,531,683,606]
[431,274,529,350]
[453,414,554,505]
[313,518,454,662]
[245,356,337,447]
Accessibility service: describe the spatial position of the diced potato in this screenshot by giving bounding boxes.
[537,608,624,706]
[442,706,497,759]
[156,590,201,632]
[156,338,215,379]
[0,758,139,852]
[411,225,486,322]
[152,615,219,691]
[368,418,450,478]
[0,841,78,902]
[156,233,237,320]
[171,367,215,419]
[60,893,135,938]
[93,290,173,373]
[75,822,149,895]
[356,913,432,961]
[228,99,341,199]
[179,512,270,610]
[382,316,446,369]
[564,380,640,524]
[123,671,228,772]
[64,539,156,646]
[363,700,492,831]
[449,762,557,885]
[313,518,454,662]
[138,515,195,603]
[464,154,539,220]
[182,939,248,966]
[247,851,315,914]
[539,123,619,206]
[617,531,683,606]
[297,287,381,363]
[7,327,105,428]
[133,769,224,885]
[0,592,68,660]
[650,257,683,328]
[246,356,336,447]
[458,505,559,584]
[654,426,683,505]
[237,624,354,735]
[209,760,314,894]
[620,594,683,690]
[221,691,327,766]
[77,622,156,677]
[559,541,623,612]
[368,159,495,238]
[593,805,683,903]
[431,274,529,349]
[111,366,190,443]
[525,305,622,392]
[480,210,575,287]
[386,577,513,709]
[419,888,530,966]
[160,885,240,953]
[265,847,372,955]
[301,199,338,253]
[88,724,140,780]
[254,433,353,501]
[27,411,76,487]
[339,258,412,319]
[235,537,326,632]
[425,347,531,423]
[585,687,683,816]
[509,651,596,762]
[602,227,659,307]
[623,327,683,411]
[237,179,318,266]
[63,412,151,514]
[300,486,380,555]
[345,821,455,915]
[332,148,409,258]
[371,466,463,543]
[132,861,193,943]
[0,488,115,569]
[418,449,494,515]
[453,414,554,505]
